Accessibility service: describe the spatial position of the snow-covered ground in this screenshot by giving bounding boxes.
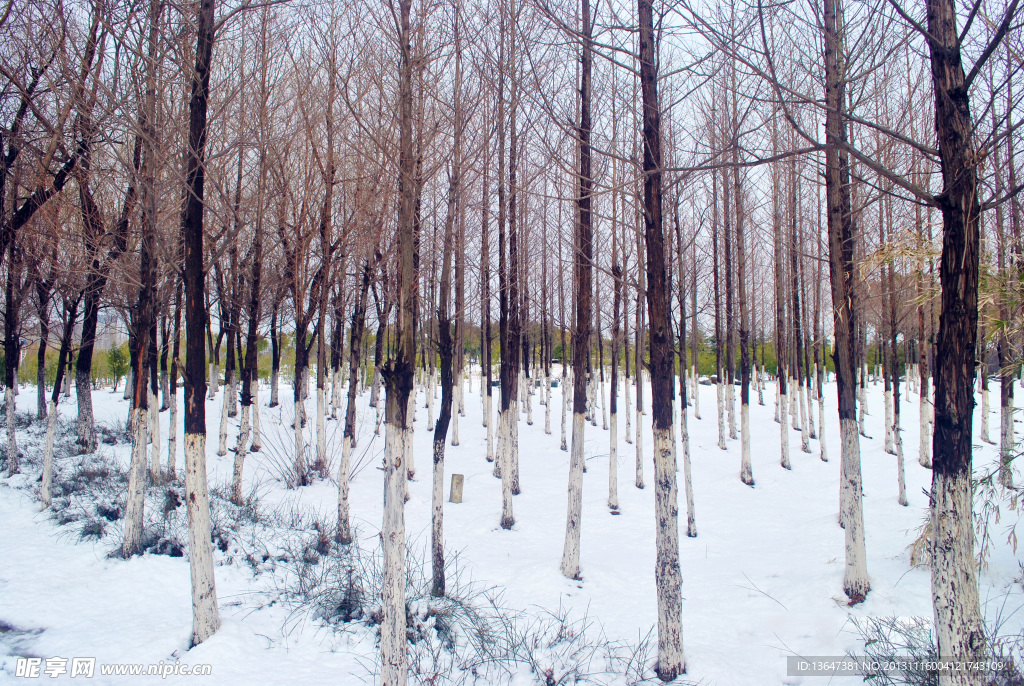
[1,373,1021,685]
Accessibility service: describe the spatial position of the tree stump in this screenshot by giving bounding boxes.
[449,474,464,503]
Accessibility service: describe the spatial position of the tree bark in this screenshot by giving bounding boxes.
[640,0,684,677]
[925,0,991,672]
[822,0,869,603]
[380,0,415,679]
[561,0,592,581]
[180,0,220,645]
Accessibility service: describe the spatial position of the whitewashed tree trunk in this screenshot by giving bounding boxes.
[999,397,1014,489]
[818,393,828,462]
[5,388,17,474]
[931,471,985,685]
[40,401,58,508]
[560,373,568,451]
[624,373,632,443]
[780,391,791,470]
[375,392,383,434]
[652,425,684,676]
[587,373,596,426]
[857,383,868,437]
[895,414,907,506]
[381,419,407,686]
[316,385,326,474]
[600,378,607,430]
[184,434,220,646]
[122,407,148,557]
[980,371,991,443]
[451,385,460,445]
[431,415,446,596]
[207,362,217,400]
[839,417,870,601]
[609,400,618,511]
[270,368,279,407]
[217,385,229,456]
[511,397,520,492]
[411,381,418,425]
[149,389,161,480]
[726,381,737,439]
[167,395,178,477]
[232,404,250,504]
[370,367,382,407]
[293,404,305,487]
[740,400,753,485]
[458,371,466,416]
[499,406,515,528]
[791,377,800,428]
[680,403,696,537]
[692,366,700,420]
[337,433,352,544]
[332,368,342,419]
[804,382,815,438]
[251,379,261,452]
[798,385,811,453]
[481,381,488,426]
[486,392,494,462]
[427,373,434,429]
[561,411,585,578]
[228,377,237,418]
[716,381,726,450]
[544,376,551,434]
[302,367,310,419]
[635,387,645,488]
[526,375,534,426]
[774,379,780,422]
[884,387,894,454]
[406,392,416,481]
[919,382,932,468]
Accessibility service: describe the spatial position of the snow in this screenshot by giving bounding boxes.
[1,375,1021,685]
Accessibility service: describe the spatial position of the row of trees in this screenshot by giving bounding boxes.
[2,0,1020,680]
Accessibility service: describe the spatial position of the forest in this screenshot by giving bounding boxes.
[1,0,1022,682]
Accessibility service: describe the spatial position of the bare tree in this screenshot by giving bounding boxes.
[639,0,683,677]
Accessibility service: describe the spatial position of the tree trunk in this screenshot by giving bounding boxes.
[41,296,81,508]
[674,200,696,537]
[381,0,415,679]
[925,0,989,672]
[168,280,182,477]
[180,0,220,645]
[269,305,280,407]
[561,0,592,580]
[35,288,49,422]
[772,109,790,470]
[4,242,21,474]
[640,0,683,676]
[338,258,372,544]
[822,0,869,603]
[733,81,753,485]
[233,170,263,504]
[789,156,810,454]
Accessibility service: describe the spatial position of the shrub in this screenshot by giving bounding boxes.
[106,346,129,392]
